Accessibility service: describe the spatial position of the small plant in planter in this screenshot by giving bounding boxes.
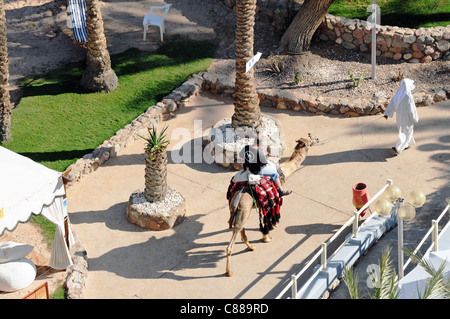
[140,125,170,202]
[347,70,364,88]
[391,70,405,82]
[294,71,303,85]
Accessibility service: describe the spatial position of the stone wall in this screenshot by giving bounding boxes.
[317,14,450,63]
[200,71,450,117]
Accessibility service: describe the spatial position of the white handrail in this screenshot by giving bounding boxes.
[275,179,393,299]
[402,203,450,271]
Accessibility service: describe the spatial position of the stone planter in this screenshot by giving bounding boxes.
[126,188,187,230]
[206,114,286,170]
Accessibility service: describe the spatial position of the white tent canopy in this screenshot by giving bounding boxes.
[0,146,74,269]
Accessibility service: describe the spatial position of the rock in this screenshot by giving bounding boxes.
[393,52,402,60]
[436,39,450,52]
[432,51,442,60]
[421,56,433,63]
[317,102,329,112]
[403,53,412,60]
[345,111,360,117]
[342,42,356,50]
[339,106,349,114]
[411,43,425,51]
[163,99,178,112]
[424,46,435,55]
[403,35,416,43]
[360,44,369,52]
[434,90,447,102]
[276,101,287,110]
[412,51,424,59]
[444,52,450,61]
[341,32,353,42]
[417,35,434,45]
[444,32,450,41]
[353,29,365,39]
[392,39,410,48]
[421,94,433,106]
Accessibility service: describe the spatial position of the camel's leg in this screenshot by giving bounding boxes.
[226,226,240,277]
[226,192,254,277]
[241,228,255,251]
[262,234,272,243]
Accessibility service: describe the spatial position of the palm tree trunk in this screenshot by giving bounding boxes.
[278,0,335,54]
[144,150,168,202]
[0,0,11,142]
[232,0,261,130]
[81,0,118,93]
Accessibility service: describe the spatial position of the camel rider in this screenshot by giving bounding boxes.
[237,138,292,197]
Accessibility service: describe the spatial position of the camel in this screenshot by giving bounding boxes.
[225,136,315,277]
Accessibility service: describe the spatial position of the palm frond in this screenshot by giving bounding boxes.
[368,247,399,299]
[139,125,170,153]
[404,247,450,299]
[342,266,360,299]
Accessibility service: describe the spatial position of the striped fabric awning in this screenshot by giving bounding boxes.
[67,0,87,43]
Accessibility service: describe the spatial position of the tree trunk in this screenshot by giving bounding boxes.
[0,0,11,142]
[231,0,261,130]
[81,0,118,93]
[278,0,335,55]
[144,150,168,202]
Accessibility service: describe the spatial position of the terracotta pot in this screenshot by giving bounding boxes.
[352,182,370,217]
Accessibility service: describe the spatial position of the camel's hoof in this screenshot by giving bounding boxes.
[248,245,256,251]
[226,271,234,277]
[262,235,272,243]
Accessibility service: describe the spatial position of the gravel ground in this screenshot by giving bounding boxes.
[209,40,450,103]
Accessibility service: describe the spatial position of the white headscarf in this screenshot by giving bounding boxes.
[389,78,415,111]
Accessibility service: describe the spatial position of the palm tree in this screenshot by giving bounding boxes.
[231,0,261,130]
[343,247,450,299]
[81,0,118,93]
[278,0,336,54]
[0,0,11,142]
[140,126,170,202]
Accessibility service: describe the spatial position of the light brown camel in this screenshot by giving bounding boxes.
[225,136,314,277]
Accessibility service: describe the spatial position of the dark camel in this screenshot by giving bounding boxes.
[225,137,313,277]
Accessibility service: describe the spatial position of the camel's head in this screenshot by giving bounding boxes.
[294,137,312,151]
[293,134,320,151]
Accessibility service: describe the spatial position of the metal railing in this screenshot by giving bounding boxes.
[276,179,393,299]
[402,199,450,272]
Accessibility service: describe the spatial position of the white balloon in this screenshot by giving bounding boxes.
[373,199,392,216]
[408,190,426,207]
[384,184,402,202]
[399,204,416,222]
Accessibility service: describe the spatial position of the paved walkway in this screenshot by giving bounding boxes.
[66,92,450,299]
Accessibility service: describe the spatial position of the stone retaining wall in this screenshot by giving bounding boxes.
[317,14,450,63]
[201,71,450,116]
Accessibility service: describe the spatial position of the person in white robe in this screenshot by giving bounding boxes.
[383,78,419,155]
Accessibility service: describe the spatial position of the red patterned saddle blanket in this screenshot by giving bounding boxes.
[226,176,283,234]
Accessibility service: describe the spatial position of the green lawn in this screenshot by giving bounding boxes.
[328,0,450,28]
[2,39,215,172]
